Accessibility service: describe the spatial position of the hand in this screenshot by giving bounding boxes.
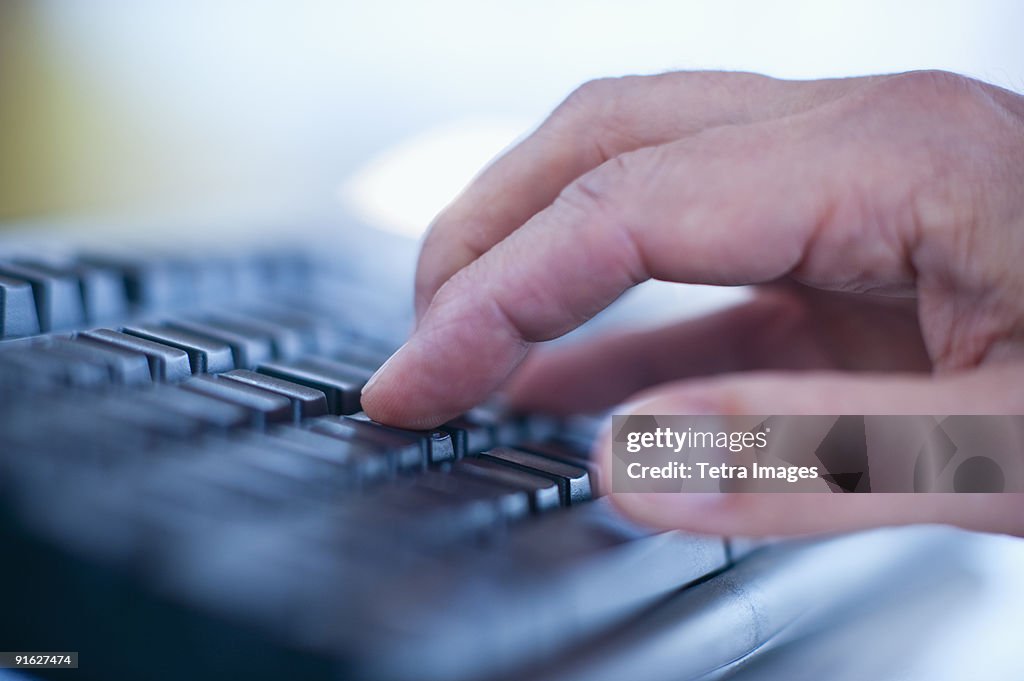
[361,70,1024,537]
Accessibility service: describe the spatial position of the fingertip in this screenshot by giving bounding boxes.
[359,341,449,429]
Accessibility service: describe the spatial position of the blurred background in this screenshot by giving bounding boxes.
[2,7,1024,678]
[1,0,1022,238]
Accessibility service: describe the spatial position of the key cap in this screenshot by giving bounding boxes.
[24,341,114,388]
[2,398,155,461]
[0,262,85,331]
[332,341,391,374]
[0,344,108,389]
[415,471,530,522]
[220,369,328,420]
[257,358,370,415]
[78,253,192,309]
[78,329,192,382]
[180,375,293,428]
[131,386,250,431]
[190,256,239,306]
[338,485,503,546]
[168,452,309,509]
[203,314,306,360]
[123,324,235,374]
[63,338,153,386]
[267,425,391,483]
[0,348,67,390]
[442,409,526,455]
[308,417,426,472]
[44,337,153,385]
[347,412,457,463]
[480,447,592,505]
[561,413,605,449]
[165,319,273,369]
[89,394,211,441]
[218,436,352,501]
[454,457,562,512]
[0,275,41,338]
[237,432,362,490]
[462,406,525,448]
[241,304,342,355]
[15,259,127,323]
[517,440,603,496]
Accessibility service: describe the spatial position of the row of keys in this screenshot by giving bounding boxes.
[0,350,592,495]
[0,382,598,566]
[0,251,317,339]
[0,301,394,394]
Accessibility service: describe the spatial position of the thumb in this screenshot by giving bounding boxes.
[601,366,1024,538]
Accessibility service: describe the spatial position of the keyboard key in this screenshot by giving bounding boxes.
[165,319,273,369]
[347,412,457,463]
[414,471,530,522]
[242,304,342,355]
[517,440,603,496]
[462,405,528,447]
[203,314,306,360]
[256,357,370,415]
[0,262,85,331]
[27,340,117,388]
[0,343,108,389]
[220,369,328,420]
[338,485,503,546]
[165,451,310,509]
[453,457,562,512]
[78,329,192,382]
[308,416,427,472]
[131,386,251,431]
[253,251,311,292]
[331,341,391,374]
[219,436,354,500]
[0,348,70,391]
[78,253,192,309]
[47,337,152,386]
[560,413,605,448]
[89,394,211,441]
[123,324,235,374]
[479,447,592,505]
[15,259,127,323]
[235,432,361,491]
[0,274,41,338]
[180,375,294,428]
[442,407,533,455]
[266,425,391,483]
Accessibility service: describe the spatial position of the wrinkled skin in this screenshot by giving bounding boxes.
[362,70,1024,537]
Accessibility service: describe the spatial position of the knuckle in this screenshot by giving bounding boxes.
[556,146,658,220]
[885,69,968,95]
[547,76,641,144]
[556,77,621,120]
[872,70,998,123]
[559,157,626,215]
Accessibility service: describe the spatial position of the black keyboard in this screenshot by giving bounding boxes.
[0,244,853,680]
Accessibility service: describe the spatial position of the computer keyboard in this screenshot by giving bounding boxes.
[0,243,899,680]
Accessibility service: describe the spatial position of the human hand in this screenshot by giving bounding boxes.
[361,70,1024,537]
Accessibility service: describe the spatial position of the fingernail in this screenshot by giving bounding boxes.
[362,342,408,398]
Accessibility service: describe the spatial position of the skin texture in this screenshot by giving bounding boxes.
[361,69,1024,537]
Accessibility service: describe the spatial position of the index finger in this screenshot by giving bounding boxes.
[414,72,865,319]
[363,114,903,428]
